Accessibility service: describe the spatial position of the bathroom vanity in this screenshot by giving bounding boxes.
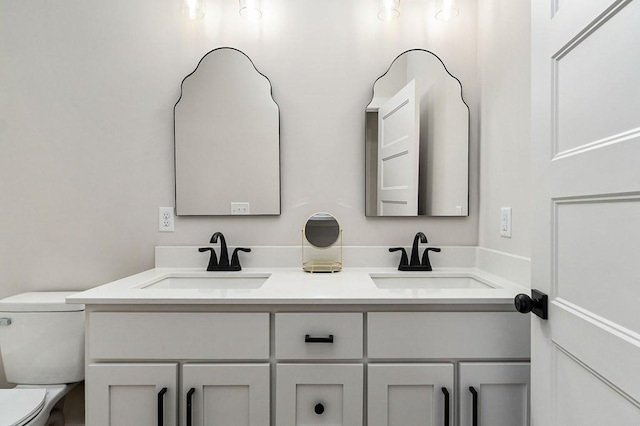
[69,247,531,426]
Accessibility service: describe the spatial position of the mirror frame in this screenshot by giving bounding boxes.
[173,47,281,216]
[365,48,470,217]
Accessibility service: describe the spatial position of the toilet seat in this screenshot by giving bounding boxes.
[0,388,46,426]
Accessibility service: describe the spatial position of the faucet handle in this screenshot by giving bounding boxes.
[389,247,409,269]
[421,247,441,271]
[231,248,252,270]
[198,247,218,271]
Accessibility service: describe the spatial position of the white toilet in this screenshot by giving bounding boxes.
[0,292,85,426]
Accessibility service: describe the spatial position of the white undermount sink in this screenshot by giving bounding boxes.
[140,273,270,290]
[370,273,496,289]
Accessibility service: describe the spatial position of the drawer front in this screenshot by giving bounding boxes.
[89,312,269,360]
[275,313,363,360]
[368,312,530,359]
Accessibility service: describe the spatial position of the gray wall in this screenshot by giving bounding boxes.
[0,0,480,302]
[477,0,532,257]
[0,0,534,414]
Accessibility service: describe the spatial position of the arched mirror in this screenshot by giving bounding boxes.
[174,47,280,216]
[302,213,342,273]
[365,49,469,217]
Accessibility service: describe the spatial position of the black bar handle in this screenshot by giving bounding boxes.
[469,386,478,426]
[157,387,167,426]
[305,334,334,343]
[442,387,450,426]
[186,388,195,426]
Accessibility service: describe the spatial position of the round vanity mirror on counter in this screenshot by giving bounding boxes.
[304,213,340,248]
[302,212,342,273]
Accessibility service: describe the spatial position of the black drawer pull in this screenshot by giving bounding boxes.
[157,387,167,426]
[186,388,195,426]
[469,386,478,426]
[442,387,450,426]
[305,334,334,343]
[314,402,325,415]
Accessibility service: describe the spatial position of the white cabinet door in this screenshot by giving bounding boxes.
[368,363,454,426]
[459,362,530,426]
[86,363,178,426]
[181,363,270,426]
[276,363,363,426]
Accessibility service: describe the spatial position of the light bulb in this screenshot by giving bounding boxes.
[239,0,262,19]
[181,0,204,20]
[435,0,459,21]
[378,0,400,21]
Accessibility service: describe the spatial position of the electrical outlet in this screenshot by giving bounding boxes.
[501,207,512,238]
[230,202,250,215]
[159,207,175,232]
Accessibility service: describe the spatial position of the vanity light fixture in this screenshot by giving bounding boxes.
[377,0,400,21]
[435,0,459,21]
[239,0,262,19]
[181,0,204,20]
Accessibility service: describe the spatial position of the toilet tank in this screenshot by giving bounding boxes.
[0,292,85,385]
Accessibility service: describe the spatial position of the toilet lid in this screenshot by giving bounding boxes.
[0,388,46,426]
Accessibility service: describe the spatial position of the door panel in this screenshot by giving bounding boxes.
[531,0,640,424]
[554,349,640,424]
[368,363,453,426]
[276,363,363,426]
[377,79,420,215]
[86,363,177,426]
[553,0,640,155]
[459,362,530,426]
[182,363,269,426]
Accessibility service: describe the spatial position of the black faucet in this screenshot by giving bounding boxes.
[198,232,251,271]
[389,232,441,271]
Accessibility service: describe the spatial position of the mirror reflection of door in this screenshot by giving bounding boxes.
[376,80,420,216]
[365,50,469,217]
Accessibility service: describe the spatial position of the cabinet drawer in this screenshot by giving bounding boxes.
[89,312,269,360]
[368,312,530,359]
[275,313,363,359]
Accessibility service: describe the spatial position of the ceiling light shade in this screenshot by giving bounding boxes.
[239,0,262,19]
[378,0,400,21]
[181,0,204,20]
[435,0,459,21]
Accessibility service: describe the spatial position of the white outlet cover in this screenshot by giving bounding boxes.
[159,207,175,232]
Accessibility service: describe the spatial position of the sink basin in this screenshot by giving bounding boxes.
[370,274,495,289]
[141,274,270,290]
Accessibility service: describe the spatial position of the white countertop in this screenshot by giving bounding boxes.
[67,267,528,305]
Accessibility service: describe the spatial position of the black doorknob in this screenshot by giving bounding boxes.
[314,403,325,415]
[514,293,535,313]
[514,289,548,320]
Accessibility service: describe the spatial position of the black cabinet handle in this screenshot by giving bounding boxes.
[157,387,167,426]
[186,388,195,426]
[469,386,478,426]
[442,387,450,426]
[314,402,325,415]
[305,334,334,343]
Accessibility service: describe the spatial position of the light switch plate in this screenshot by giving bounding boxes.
[500,207,512,237]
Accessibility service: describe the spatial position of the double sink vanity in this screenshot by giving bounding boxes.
[69,244,532,426]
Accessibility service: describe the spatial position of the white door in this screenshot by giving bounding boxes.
[182,363,269,426]
[459,362,530,426]
[86,363,178,426]
[368,363,453,426]
[377,79,420,216]
[531,0,640,424]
